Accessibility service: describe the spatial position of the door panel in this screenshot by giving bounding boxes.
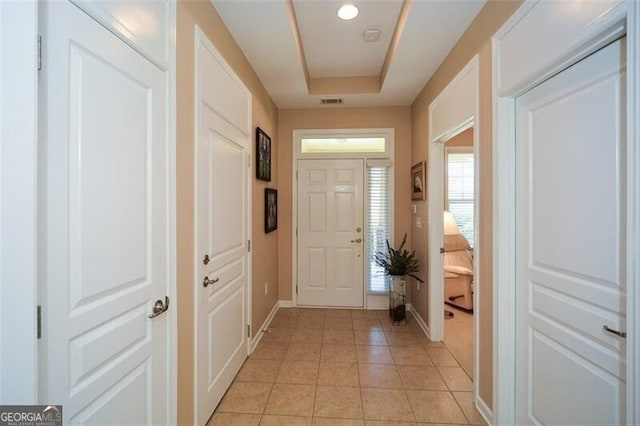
[69,40,150,308]
[298,159,364,307]
[516,38,626,424]
[41,2,169,423]
[195,30,250,425]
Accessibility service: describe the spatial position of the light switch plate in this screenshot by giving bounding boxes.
[411,204,417,214]
[416,216,422,228]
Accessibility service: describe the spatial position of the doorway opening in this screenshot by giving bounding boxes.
[292,129,394,309]
[426,55,481,412]
[442,128,475,378]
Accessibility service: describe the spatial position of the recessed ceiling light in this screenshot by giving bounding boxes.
[337,4,359,21]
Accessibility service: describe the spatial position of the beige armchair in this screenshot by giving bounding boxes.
[443,212,474,311]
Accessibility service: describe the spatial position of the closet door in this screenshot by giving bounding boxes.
[515,39,627,424]
[40,1,171,423]
[194,28,251,424]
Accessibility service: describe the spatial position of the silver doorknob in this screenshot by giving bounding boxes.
[203,276,220,287]
[148,296,169,319]
[350,238,362,243]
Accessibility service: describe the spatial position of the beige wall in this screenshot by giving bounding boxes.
[446,127,473,147]
[176,1,279,423]
[409,0,523,409]
[277,107,412,301]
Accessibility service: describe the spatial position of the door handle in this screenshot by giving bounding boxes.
[203,276,220,288]
[148,296,169,319]
[603,325,626,338]
[350,238,362,243]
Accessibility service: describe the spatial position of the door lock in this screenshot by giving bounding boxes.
[203,254,210,265]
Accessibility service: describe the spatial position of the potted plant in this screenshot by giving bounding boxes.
[373,233,420,325]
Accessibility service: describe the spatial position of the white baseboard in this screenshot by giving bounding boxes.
[409,307,431,340]
[476,394,493,426]
[365,293,388,309]
[250,300,280,353]
[279,300,295,308]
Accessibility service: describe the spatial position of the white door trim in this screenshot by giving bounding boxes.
[492,0,638,423]
[291,128,394,308]
[0,0,38,403]
[166,3,178,422]
[426,54,482,416]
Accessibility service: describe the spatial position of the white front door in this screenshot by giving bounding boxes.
[516,38,627,424]
[40,2,170,423]
[297,159,364,307]
[195,30,250,425]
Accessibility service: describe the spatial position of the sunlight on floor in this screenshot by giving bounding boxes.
[443,305,474,378]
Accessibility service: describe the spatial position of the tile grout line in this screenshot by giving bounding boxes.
[213,308,482,425]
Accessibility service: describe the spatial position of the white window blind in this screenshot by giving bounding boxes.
[447,151,474,246]
[367,165,391,293]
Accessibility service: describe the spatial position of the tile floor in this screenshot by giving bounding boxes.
[443,305,474,378]
[208,308,486,425]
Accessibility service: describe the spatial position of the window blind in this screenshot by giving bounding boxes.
[366,165,391,293]
[447,151,474,246]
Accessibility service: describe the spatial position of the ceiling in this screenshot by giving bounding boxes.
[211,0,486,109]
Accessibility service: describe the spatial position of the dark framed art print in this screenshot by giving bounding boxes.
[411,161,426,201]
[256,127,271,181]
[265,188,277,233]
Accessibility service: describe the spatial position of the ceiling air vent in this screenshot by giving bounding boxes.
[321,98,343,105]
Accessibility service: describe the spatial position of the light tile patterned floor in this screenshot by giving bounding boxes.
[208,308,486,425]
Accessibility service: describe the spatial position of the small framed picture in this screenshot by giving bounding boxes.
[411,161,426,201]
[256,127,271,181]
[265,188,278,233]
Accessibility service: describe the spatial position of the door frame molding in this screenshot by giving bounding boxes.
[492,0,639,423]
[426,54,481,414]
[0,0,38,403]
[291,128,394,308]
[426,56,479,341]
[166,4,178,421]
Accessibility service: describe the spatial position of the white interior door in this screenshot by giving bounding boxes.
[297,159,364,307]
[40,1,170,423]
[195,29,250,425]
[516,38,627,424]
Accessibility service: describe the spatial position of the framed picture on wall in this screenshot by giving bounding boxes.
[265,188,278,233]
[256,127,271,181]
[411,161,426,200]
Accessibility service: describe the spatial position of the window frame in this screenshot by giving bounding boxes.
[445,146,475,247]
[366,160,393,294]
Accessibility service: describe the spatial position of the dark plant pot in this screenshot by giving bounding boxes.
[388,276,406,325]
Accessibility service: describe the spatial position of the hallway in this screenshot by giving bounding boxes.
[209,308,485,425]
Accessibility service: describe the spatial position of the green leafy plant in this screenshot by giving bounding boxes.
[374,233,421,280]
